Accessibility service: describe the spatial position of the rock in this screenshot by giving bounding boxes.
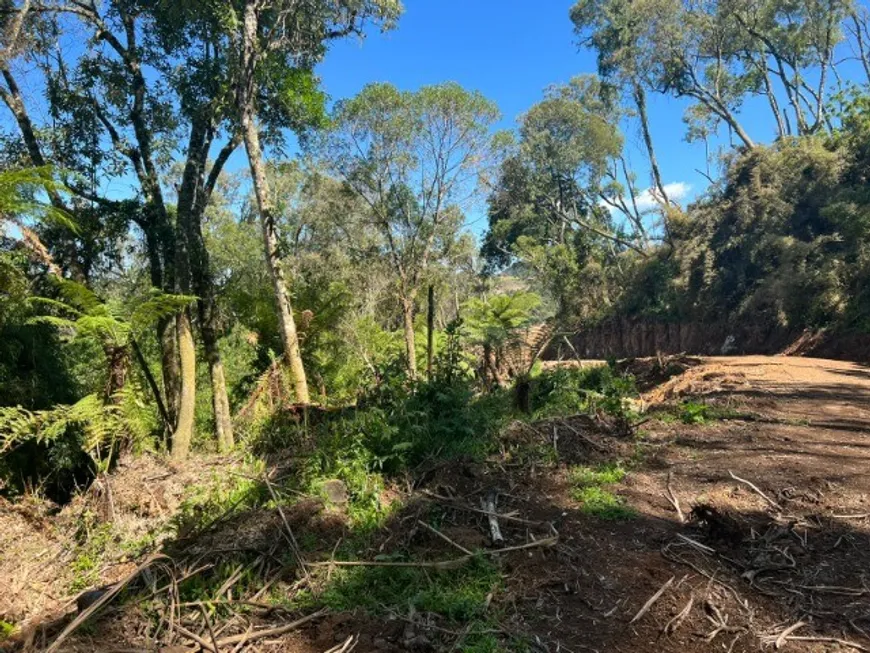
[322,479,348,506]
[76,587,110,612]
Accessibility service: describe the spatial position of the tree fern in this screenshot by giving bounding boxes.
[0,395,122,469]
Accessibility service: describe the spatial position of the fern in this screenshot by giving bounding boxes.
[129,291,197,335]
[0,166,76,232]
[0,395,121,459]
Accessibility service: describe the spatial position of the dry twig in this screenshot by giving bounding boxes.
[215,609,326,646]
[263,473,311,584]
[630,576,674,624]
[46,554,169,653]
[665,470,685,522]
[663,595,694,636]
[417,519,473,555]
[728,470,781,510]
[309,537,558,570]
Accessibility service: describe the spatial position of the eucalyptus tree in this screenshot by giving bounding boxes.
[572,0,855,153]
[323,82,502,378]
[224,0,401,404]
[570,0,676,204]
[483,76,648,319]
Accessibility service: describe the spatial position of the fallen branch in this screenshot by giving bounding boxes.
[417,520,473,555]
[773,636,868,651]
[263,473,311,584]
[46,554,169,653]
[772,621,806,649]
[174,622,217,653]
[198,603,220,653]
[553,419,607,452]
[676,533,716,554]
[665,471,684,522]
[215,609,326,647]
[325,634,358,653]
[630,575,674,625]
[420,490,543,525]
[663,595,694,636]
[728,470,781,510]
[483,490,504,546]
[309,537,558,570]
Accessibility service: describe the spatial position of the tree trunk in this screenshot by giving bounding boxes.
[402,293,417,380]
[103,344,129,403]
[158,315,180,432]
[240,111,310,404]
[426,284,435,377]
[131,336,171,428]
[171,310,196,461]
[180,116,235,451]
[632,84,669,206]
[201,318,234,451]
[238,0,309,405]
[171,155,197,461]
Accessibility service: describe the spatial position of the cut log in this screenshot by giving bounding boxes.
[483,489,504,546]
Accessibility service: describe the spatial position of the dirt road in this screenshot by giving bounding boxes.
[530,355,870,653]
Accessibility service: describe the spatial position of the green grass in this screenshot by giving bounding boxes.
[569,462,626,486]
[573,486,635,520]
[320,556,500,621]
[569,462,635,520]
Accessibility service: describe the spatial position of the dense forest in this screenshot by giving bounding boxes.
[2,1,870,651]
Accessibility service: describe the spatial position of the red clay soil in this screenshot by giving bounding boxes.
[5,356,870,653]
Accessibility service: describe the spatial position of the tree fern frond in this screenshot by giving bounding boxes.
[129,291,197,335]
[0,166,78,233]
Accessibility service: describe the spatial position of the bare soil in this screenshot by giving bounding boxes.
[4,356,870,653]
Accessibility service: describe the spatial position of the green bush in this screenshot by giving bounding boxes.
[530,364,636,421]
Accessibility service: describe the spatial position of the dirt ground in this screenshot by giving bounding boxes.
[4,355,870,653]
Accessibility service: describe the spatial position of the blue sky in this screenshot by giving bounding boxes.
[5,1,860,239]
[313,0,726,233]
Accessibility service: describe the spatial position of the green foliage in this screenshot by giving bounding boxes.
[321,556,500,623]
[173,461,267,536]
[569,462,626,486]
[2,396,125,465]
[679,401,711,424]
[530,364,636,420]
[69,522,113,591]
[570,462,634,519]
[573,485,634,519]
[0,620,15,640]
[464,292,541,349]
[606,135,870,334]
[0,166,75,232]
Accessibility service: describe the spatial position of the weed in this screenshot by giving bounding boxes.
[68,522,113,591]
[570,462,635,520]
[530,364,638,426]
[574,486,635,519]
[569,462,626,486]
[0,620,16,640]
[173,460,267,536]
[680,401,710,424]
[321,557,500,623]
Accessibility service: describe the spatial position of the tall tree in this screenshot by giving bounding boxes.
[483,76,647,319]
[0,0,243,457]
[571,0,675,204]
[324,82,501,378]
[227,0,401,403]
